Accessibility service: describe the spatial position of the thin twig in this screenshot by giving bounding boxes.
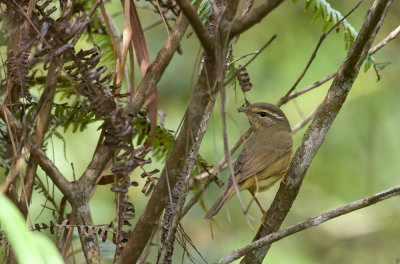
[276,72,336,107]
[228,51,259,66]
[369,25,400,54]
[216,185,400,264]
[291,104,321,134]
[280,1,363,103]
[277,23,400,107]
[143,15,173,31]
[156,0,170,35]
[224,35,277,86]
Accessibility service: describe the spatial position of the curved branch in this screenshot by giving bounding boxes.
[230,0,284,37]
[175,0,214,54]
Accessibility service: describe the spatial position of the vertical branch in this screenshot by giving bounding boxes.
[19,58,62,217]
[157,96,216,264]
[69,186,102,264]
[241,0,393,263]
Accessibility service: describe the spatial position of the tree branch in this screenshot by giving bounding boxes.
[157,95,216,264]
[230,0,284,37]
[277,23,400,107]
[175,0,214,54]
[277,0,362,106]
[217,185,400,264]
[19,57,62,217]
[241,0,393,263]
[0,101,73,197]
[369,25,400,54]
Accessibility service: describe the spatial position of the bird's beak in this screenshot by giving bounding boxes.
[237,107,254,115]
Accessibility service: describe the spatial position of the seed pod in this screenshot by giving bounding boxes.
[236,65,252,92]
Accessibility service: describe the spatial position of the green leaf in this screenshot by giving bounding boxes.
[375,61,391,71]
[363,54,374,72]
[304,0,313,12]
[0,194,63,264]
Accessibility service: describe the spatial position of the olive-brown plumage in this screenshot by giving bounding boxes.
[204,102,293,220]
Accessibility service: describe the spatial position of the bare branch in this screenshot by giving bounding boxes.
[124,12,189,117]
[158,95,216,264]
[278,1,362,106]
[230,0,284,37]
[175,0,214,53]
[241,1,393,263]
[290,104,320,134]
[277,23,399,107]
[19,58,62,217]
[224,35,277,86]
[369,25,400,54]
[217,185,400,264]
[276,72,336,107]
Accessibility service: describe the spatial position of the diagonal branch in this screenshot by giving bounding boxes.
[175,0,214,54]
[19,58,62,217]
[217,184,400,264]
[230,0,284,37]
[241,0,393,263]
[277,23,400,107]
[0,101,72,197]
[277,0,362,106]
[369,24,400,54]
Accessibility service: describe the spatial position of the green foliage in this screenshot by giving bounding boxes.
[302,0,358,49]
[191,0,212,24]
[87,33,116,71]
[134,114,175,161]
[364,53,374,72]
[53,100,100,133]
[0,120,8,161]
[0,194,63,264]
[298,0,389,77]
[192,153,212,176]
[226,58,238,97]
[134,114,212,173]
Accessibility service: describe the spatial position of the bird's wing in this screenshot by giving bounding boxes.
[231,129,292,186]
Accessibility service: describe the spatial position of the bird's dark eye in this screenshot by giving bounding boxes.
[259,112,267,117]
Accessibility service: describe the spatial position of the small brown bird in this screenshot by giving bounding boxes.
[204,102,293,220]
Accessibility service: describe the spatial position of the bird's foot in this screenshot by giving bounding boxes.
[261,210,269,227]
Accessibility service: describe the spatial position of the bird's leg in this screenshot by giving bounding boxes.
[249,190,267,221]
[281,169,288,184]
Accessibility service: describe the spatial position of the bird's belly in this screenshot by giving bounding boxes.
[249,172,282,192]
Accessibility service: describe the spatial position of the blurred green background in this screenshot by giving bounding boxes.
[5,0,399,263]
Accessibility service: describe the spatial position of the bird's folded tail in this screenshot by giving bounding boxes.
[204,187,235,220]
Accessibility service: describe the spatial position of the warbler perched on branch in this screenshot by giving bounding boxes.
[204,102,293,220]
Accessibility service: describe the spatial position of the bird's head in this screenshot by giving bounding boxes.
[238,102,291,131]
